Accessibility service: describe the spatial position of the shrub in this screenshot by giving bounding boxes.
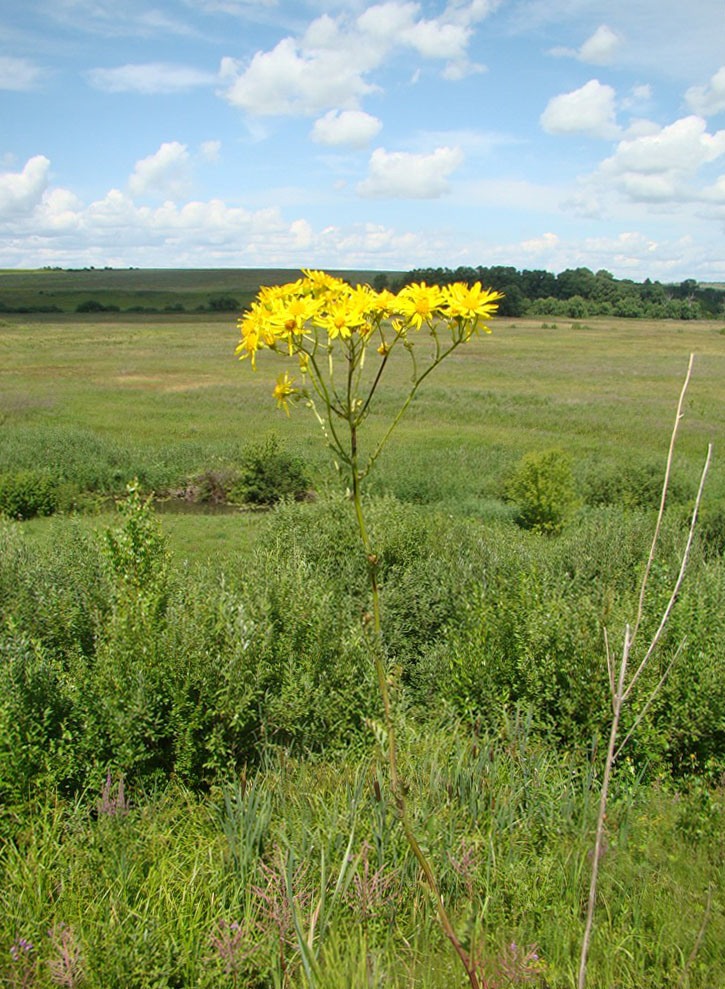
[232,435,310,506]
[0,470,58,519]
[582,459,690,510]
[504,448,578,534]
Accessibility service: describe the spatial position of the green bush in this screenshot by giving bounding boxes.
[232,435,311,506]
[1,497,722,794]
[0,470,59,519]
[582,459,690,510]
[504,448,578,534]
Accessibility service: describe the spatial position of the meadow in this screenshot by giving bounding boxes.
[0,296,724,988]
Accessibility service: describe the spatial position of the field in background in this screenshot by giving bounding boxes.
[2,309,724,555]
[0,267,402,313]
[1,296,724,988]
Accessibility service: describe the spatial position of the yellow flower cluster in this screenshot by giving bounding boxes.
[236,269,502,412]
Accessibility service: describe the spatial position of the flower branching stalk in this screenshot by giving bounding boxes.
[237,270,502,988]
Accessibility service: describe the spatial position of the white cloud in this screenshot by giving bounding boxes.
[128,142,192,199]
[686,66,725,117]
[4,157,725,280]
[540,79,620,139]
[600,116,725,203]
[222,35,378,115]
[311,109,382,148]
[357,146,464,198]
[87,62,217,94]
[520,231,560,255]
[578,25,621,65]
[0,156,50,219]
[0,56,47,91]
[401,19,470,60]
[221,1,495,117]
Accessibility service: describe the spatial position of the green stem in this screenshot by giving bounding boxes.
[362,335,461,479]
[349,435,479,989]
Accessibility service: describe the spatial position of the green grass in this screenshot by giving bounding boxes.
[2,312,723,512]
[0,267,402,313]
[2,301,725,988]
[1,722,722,989]
[20,508,262,566]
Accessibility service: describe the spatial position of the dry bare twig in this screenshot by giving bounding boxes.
[578,353,712,989]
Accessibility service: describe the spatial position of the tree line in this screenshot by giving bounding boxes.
[376,266,725,319]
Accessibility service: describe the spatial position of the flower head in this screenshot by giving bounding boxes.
[442,282,503,330]
[315,291,369,341]
[272,371,298,415]
[394,282,445,330]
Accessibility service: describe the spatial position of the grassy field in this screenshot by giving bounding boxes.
[1,309,723,549]
[0,267,401,313]
[1,294,724,988]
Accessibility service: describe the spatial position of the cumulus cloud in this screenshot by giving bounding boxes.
[221,36,378,115]
[221,1,493,117]
[600,115,725,201]
[686,66,725,117]
[579,25,621,64]
[0,56,47,91]
[550,25,621,65]
[311,109,382,148]
[128,142,192,199]
[357,146,464,198]
[0,156,50,219]
[540,79,620,139]
[87,62,217,94]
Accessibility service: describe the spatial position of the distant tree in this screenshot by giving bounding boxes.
[566,295,589,318]
[498,284,527,317]
[556,267,596,300]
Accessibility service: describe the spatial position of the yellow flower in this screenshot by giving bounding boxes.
[268,293,322,338]
[315,293,368,341]
[442,282,503,325]
[301,269,347,296]
[272,371,298,415]
[369,288,397,317]
[394,282,445,330]
[236,302,274,368]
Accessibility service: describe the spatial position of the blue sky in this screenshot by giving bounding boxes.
[2,0,725,280]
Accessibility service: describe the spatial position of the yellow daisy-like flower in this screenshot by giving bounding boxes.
[367,287,397,317]
[272,371,298,416]
[442,282,504,325]
[236,302,275,367]
[394,282,445,330]
[315,293,368,341]
[301,269,347,296]
[267,292,322,339]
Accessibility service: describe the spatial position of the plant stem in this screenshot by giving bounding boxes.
[349,432,480,989]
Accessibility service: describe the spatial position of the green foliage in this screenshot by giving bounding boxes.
[582,458,690,510]
[505,448,579,534]
[76,298,117,313]
[0,727,722,989]
[232,435,311,506]
[0,470,58,519]
[103,480,169,606]
[207,295,240,311]
[404,264,725,319]
[1,500,723,793]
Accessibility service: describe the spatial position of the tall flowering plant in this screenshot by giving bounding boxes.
[236,270,501,988]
